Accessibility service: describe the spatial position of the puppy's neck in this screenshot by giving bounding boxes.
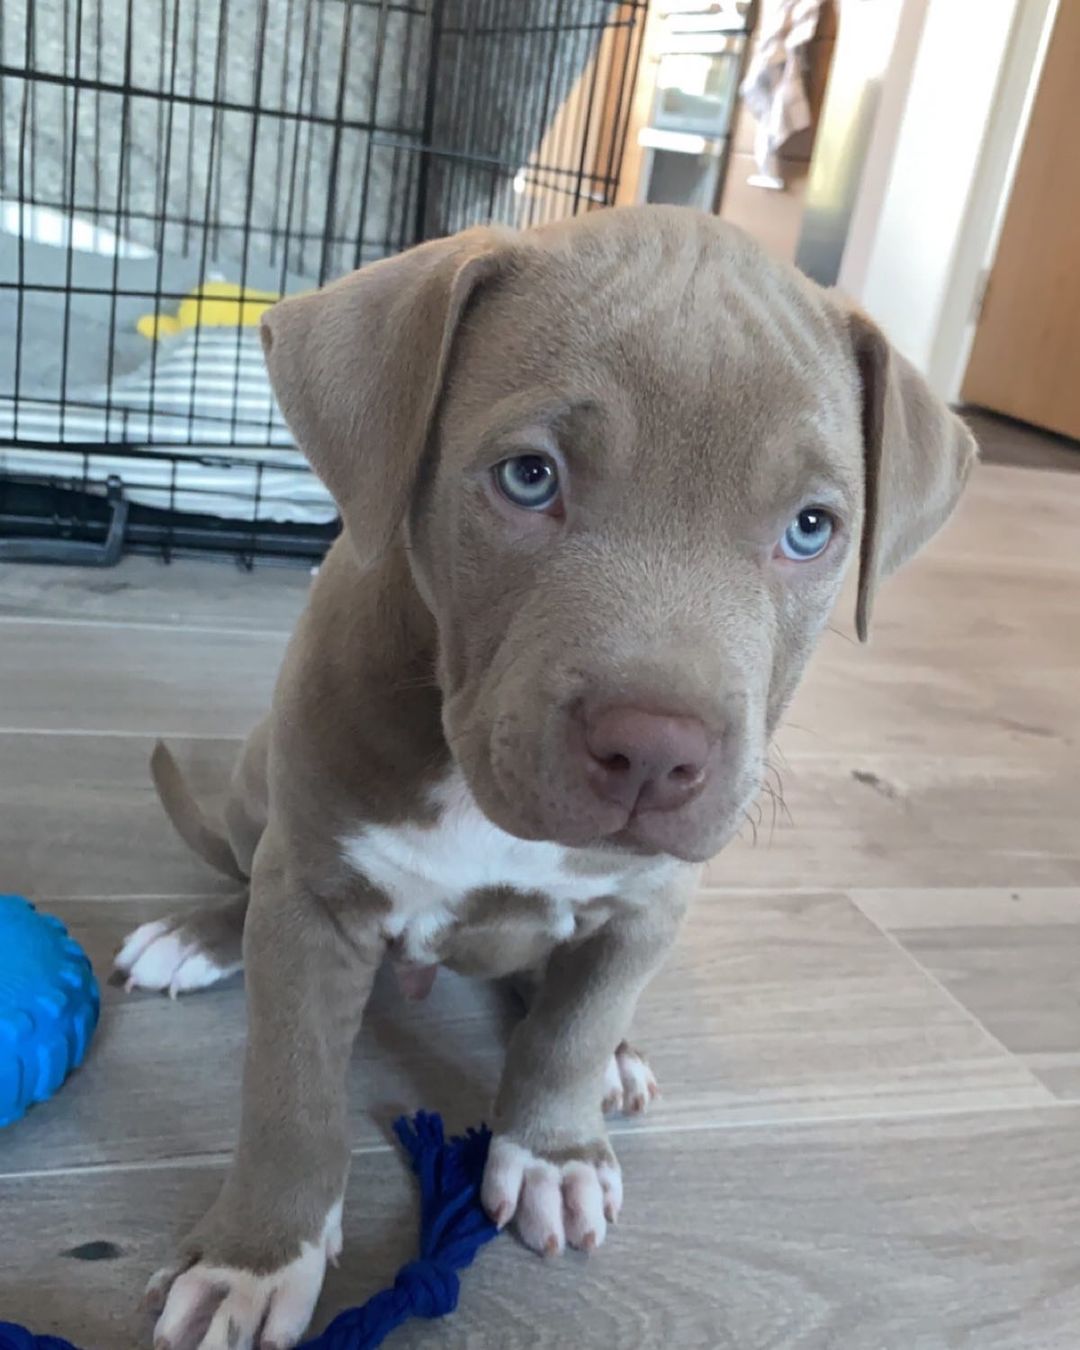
[346,530,439,682]
[275,533,449,824]
[302,530,435,676]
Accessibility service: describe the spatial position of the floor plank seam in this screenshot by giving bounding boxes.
[0,615,292,639]
[7,1095,1073,1186]
[0,727,248,740]
[605,1094,1072,1140]
[846,892,1060,1101]
[40,893,238,903]
[0,1138,398,1184]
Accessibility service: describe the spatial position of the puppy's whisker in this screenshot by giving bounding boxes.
[387,668,441,693]
[767,772,794,829]
[761,783,779,845]
[758,758,794,838]
[769,741,792,772]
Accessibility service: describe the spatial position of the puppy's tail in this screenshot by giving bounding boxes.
[150,740,248,882]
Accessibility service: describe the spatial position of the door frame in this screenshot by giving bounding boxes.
[833,0,1059,402]
[933,0,1060,403]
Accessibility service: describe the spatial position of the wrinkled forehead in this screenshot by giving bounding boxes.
[443,232,864,509]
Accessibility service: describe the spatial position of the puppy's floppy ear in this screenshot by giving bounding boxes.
[260,227,512,568]
[845,307,977,642]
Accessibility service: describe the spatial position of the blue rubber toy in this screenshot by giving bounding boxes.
[0,894,100,1128]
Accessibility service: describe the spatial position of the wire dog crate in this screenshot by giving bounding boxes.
[0,0,647,566]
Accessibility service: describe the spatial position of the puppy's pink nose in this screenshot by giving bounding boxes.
[584,706,710,813]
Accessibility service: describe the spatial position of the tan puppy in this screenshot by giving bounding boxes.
[114,206,975,1350]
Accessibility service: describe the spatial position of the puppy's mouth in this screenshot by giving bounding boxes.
[479,766,742,864]
[603,821,686,858]
[603,805,742,864]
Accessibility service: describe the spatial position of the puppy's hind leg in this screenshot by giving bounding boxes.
[114,893,247,997]
[602,1041,660,1117]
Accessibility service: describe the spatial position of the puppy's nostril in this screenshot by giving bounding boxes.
[669,763,701,783]
[602,752,632,774]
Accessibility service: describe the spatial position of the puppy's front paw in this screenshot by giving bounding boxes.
[147,1207,341,1350]
[602,1040,659,1116]
[481,1137,622,1257]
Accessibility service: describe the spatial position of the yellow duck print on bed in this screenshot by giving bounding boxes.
[137,280,281,340]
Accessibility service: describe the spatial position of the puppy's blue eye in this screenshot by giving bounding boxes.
[495,454,560,511]
[780,507,834,560]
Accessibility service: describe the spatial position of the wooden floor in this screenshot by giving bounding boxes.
[1,460,1078,1349]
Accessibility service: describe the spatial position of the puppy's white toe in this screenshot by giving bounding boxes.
[561,1160,607,1252]
[482,1137,621,1256]
[601,1054,624,1114]
[603,1041,659,1117]
[114,919,170,977]
[151,1244,326,1350]
[480,1137,528,1232]
[115,919,235,996]
[516,1154,566,1257]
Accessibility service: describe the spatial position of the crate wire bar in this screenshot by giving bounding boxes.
[0,0,647,566]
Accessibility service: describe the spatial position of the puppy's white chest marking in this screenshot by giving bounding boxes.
[340,773,623,961]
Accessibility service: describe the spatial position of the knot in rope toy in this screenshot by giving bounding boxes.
[393,1259,459,1317]
[0,1111,499,1350]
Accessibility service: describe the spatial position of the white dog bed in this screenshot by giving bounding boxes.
[0,205,335,524]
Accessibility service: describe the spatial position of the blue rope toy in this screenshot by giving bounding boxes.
[0,1111,499,1350]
